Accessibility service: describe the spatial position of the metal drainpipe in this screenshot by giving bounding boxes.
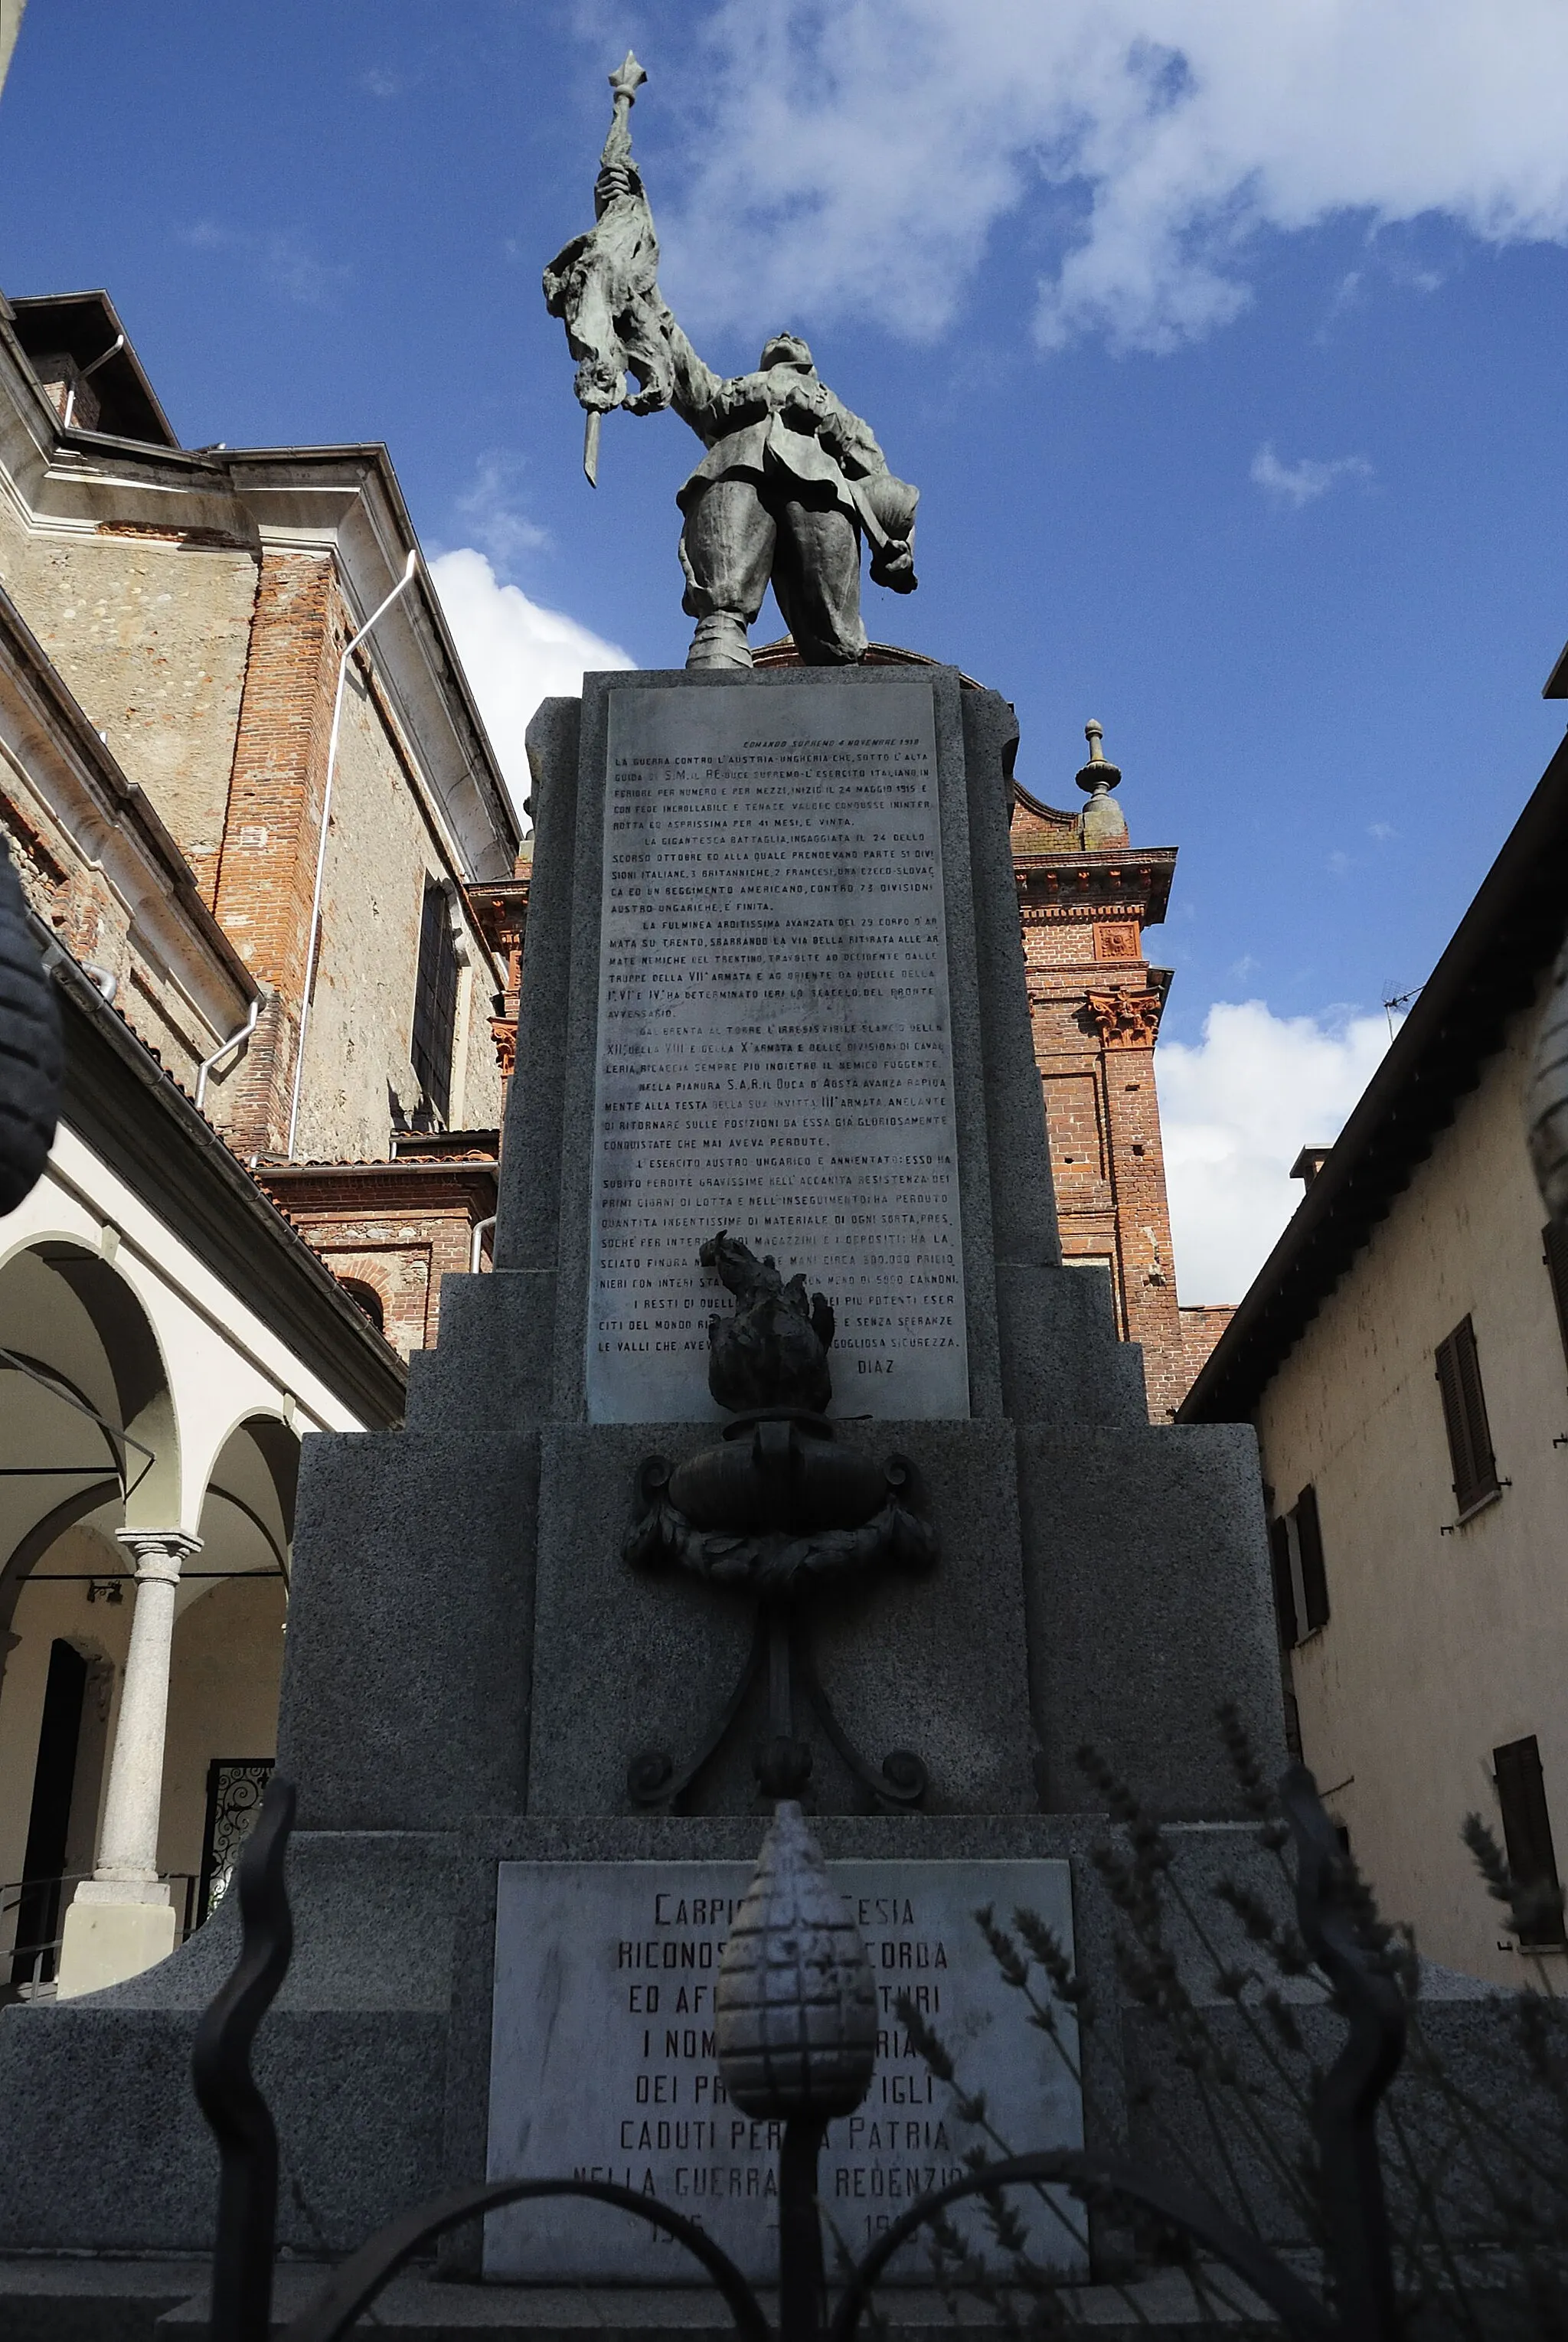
[194,996,260,1114]
[61,332,124,428]
[470,1213,496,1274]
[284,550,418,1161]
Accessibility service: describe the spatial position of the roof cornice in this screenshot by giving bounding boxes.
[1016,844,1176,928]
[0,324,520,880]
[259,1159,499,1207]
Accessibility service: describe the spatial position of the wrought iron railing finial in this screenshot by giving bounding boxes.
[192,1772,296,2342]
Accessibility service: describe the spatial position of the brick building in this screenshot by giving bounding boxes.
[260,1133,500,1356]
[1014,719,1230,1418]
[0,276,518,1994]
[0,287,517,1345]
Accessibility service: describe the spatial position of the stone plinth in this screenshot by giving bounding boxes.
[0,664,1288,2308]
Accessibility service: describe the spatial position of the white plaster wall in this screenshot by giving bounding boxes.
[157,1576,286,1886]
[1255,988,1568,1983]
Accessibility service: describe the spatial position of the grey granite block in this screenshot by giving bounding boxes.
[959,688,1063,1274]
[279,1432,539,1831]
[494,696,580,1279]
[993,1262,1148,1426]
[405,1272,557,1433]
[923,665,1004,1419]
[0,1833,454,2258]
[1016,1423,1285,1817]
[0,2257,202,2342]
[154,2263,1295,2339]
[0,2007,444,2256]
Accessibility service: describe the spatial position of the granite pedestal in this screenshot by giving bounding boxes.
[0,664,1303,2331]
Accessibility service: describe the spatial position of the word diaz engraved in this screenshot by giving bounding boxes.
[586,678,969,1423]
[485,1859,1084,2285]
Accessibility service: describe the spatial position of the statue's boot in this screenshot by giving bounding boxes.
[687,612,752,669]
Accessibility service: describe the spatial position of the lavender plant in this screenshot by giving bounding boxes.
[890,1709,1568,2337]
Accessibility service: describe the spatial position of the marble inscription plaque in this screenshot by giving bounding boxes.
[586,679,969,1423]
[485,1859,1084,2285]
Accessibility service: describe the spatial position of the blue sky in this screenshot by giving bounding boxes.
[3,1,1566,1297]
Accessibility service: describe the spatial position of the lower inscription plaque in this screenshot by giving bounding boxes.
[485,1858,1085,2285]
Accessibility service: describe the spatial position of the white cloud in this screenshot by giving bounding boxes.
[456,452,554,573]
[176,220,348,308]
[1156,999,1394,1302]
[1250,442,1373,506]
[656,1,1568,351]
[428,549,634,824]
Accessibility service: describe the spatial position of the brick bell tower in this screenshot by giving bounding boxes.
[1014,722,1198,1421]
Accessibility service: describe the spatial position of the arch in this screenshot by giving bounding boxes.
[0,1239,180,1698]
[161,1415,298,1926]
[0,1236,180,1530]
[188,1413,300,1603]
[0,1478,122,1651]
[338,1277,385,1335]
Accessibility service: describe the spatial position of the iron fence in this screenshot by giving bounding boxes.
[192,1761,1405,2342]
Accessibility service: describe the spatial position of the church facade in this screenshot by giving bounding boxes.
[0,283,516,1995]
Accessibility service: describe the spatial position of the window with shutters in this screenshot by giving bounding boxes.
[1492,1736,1567,1948]
[1544,1223,1568,1378]
[410,877,459,1126]
[1434,1315,1500,1517]
[1269,1485,1329,1648]
[1293,1485,1330,1632]
[1268,1515,1298,1648]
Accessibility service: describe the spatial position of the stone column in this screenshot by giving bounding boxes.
[55,1531,201,2000]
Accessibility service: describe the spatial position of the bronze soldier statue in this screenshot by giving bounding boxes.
[544,56,918,670]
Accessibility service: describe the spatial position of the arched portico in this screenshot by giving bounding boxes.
[161,1415,295,1926]
[0,1236,300,1998]
[0,1236,178,1996]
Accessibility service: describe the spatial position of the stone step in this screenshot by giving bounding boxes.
[1,2256,1281,2340]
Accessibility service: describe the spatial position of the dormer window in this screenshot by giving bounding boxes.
[10,295,178,447]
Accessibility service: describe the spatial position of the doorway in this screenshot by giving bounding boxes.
[9,1638,87,1988]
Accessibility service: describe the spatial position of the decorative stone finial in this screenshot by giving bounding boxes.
[607,51,647,112]
[1075,720,1122,799]
[715,1802,877,2120]
[1075,720,1129,849]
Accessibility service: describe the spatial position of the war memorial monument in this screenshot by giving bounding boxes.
[0,55,1319,2337]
